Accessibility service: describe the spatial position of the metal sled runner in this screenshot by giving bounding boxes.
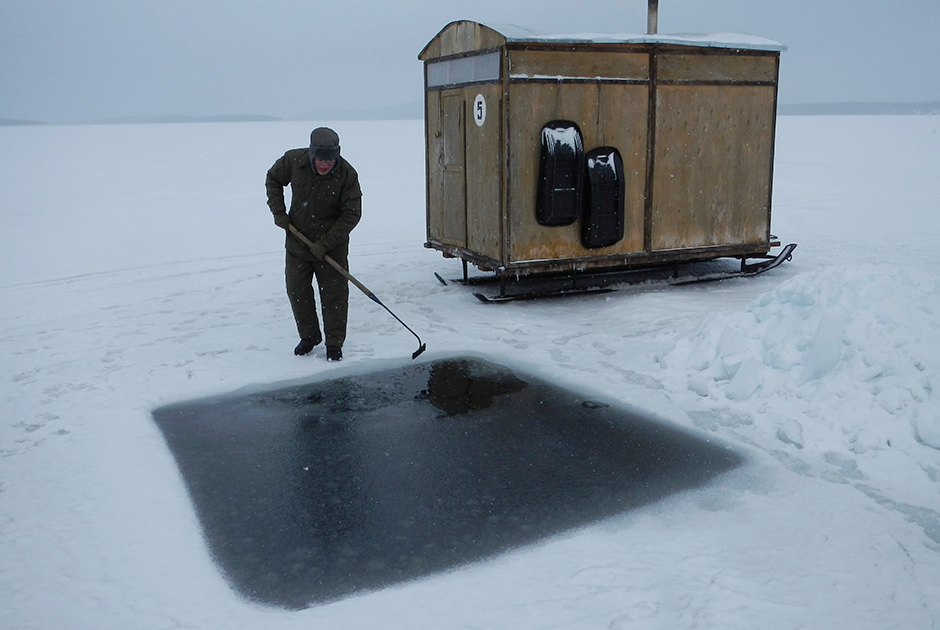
[434,242,797,304]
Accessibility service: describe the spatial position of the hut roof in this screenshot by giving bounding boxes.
[486,22,786,51]
[420,21,786,60]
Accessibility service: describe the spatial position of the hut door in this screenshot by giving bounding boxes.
[440,93,467,246]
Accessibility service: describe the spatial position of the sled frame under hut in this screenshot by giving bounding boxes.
[419,21,792,298]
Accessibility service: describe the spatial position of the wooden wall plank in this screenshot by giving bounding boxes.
[465,84,504,259]
[658,53,777,83]
[595,83,648,255]
[651,84,776,250]
[506,82,649,263]
[441,92,467,246]
[509,50,649,81]
[426,22,506,59]
[425,90,444,243]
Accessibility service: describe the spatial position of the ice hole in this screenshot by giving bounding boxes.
[152,357,742,609]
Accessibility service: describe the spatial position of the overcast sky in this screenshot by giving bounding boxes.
[2,0,938,123]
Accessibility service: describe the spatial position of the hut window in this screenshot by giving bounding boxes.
[427,51,500,88]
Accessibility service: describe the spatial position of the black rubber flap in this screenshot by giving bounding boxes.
[536,120,584,226]
[581,146,625,249]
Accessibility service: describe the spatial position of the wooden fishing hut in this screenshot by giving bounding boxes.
[418,19,788,292]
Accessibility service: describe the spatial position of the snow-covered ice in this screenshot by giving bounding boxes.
[1,115,939,629]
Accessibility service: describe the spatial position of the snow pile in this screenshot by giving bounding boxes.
[658,264,940,516]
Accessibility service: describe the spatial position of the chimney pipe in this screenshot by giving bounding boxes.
[647,0,659,35]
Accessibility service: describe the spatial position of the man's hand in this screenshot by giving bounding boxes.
[273,212,290,229]
[308,240,327,261]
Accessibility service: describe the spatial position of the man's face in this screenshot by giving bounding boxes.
[314,158,336,175]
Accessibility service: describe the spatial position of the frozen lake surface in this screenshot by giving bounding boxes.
[2,116,939,629]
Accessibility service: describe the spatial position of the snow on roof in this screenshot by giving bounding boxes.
[481,22,787,52]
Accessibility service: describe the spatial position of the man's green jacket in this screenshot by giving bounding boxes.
[265,149,362,261]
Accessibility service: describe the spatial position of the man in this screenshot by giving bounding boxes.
[265,127,362,361]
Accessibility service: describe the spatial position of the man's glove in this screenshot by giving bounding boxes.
[273,212,290,229]
[308,240,328,261]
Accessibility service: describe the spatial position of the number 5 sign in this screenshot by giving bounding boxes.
[473,94,486,127]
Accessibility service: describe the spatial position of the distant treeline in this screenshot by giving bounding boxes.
[84,114,282,125]
[295,101,423,121]
[0,114,281,126]
[778,101,940,116]
[0,118,46,126]
[6,101,939,126]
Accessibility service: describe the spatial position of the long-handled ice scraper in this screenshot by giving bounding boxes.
[288,224,427,360]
